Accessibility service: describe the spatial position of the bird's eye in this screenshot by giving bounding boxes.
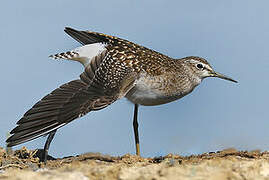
[196,63,204,69]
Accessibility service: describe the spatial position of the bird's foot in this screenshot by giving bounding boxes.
[33,149,56,163]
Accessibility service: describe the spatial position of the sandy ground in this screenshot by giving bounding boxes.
[1,147,269,180]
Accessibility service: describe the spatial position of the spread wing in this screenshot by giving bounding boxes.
[6,28,137,147]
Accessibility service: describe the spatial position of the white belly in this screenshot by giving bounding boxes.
[126,87,181,106]
[125,76,184,106]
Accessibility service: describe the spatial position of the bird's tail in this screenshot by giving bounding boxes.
[49,51,79,60]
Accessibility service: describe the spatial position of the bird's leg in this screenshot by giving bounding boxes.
[42,130,57,164]
[133,104,140,156]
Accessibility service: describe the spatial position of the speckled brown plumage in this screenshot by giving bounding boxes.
[6,27,237,162]
[73,28,209,101]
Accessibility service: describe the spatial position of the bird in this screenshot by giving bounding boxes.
[6,27,237,163]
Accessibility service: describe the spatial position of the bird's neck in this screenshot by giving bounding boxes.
[175,59,202,87]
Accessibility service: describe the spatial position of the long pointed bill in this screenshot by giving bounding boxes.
[211,72,238,83]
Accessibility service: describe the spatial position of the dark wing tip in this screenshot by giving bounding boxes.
[64,27,78,34]
[65,27,73,30]
[6,80,88,147]
[6,138,11,146]
[6,137,18,147]
[64,27,109,45]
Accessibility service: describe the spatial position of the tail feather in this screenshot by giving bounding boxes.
[6,28,125,148]
[49,43,107,68]
[49,51,79,60]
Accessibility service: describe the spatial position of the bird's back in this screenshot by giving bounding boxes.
[72,29,196,106]
[6,27,193,147]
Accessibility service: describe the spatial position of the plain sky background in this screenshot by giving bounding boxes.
[0,0,268,158]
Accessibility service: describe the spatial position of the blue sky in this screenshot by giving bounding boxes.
[0,0,268,158]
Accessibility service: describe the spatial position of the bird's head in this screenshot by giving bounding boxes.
[183,56,238,83]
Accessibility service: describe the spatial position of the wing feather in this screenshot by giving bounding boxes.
[6,28,138,147]
[64,27,109,45]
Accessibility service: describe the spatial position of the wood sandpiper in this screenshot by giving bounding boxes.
[6,27,237,163]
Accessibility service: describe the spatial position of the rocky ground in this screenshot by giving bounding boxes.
[1,147,269,180]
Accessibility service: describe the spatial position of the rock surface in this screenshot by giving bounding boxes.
[1,147,269,180]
